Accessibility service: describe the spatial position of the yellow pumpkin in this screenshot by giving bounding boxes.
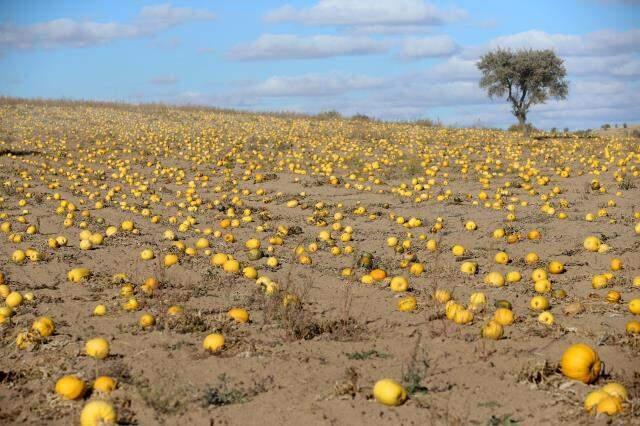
[595,395,623,415]
[560,343,602,384]
[481,321,503,340]
[228,308,250,323]
[93,376,117,393]
[138,313,155,328]
[397,296,417,312]
[389,276,409,292]
[493,308,515,326]
[530,296,549,311]
[583,236,601,252]
[372,379,407,406]
[86,337,110,359]
[68,267,92,282]
[626,320,640,334]
[469,292,486,307]
[203,333,225,352]
[434,289,451,304]
[32,316,55,337]
[370,269,387,281]
[484,271,505,287]
[584,389,609,412]
[460,261,477,275]
[548,261,564,274]
[5,291,23,308]
[601,382,628,401]
[55,375,86,400]
[445,302,463,320]
[453,309,473,324]
[80,400,116,426]
[537,311,554,326]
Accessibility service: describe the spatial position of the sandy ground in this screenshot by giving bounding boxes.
[0,102,639,425]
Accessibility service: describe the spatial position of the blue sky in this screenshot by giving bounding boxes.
[1,0,638,129]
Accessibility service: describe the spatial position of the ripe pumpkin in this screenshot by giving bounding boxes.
[460,261,477,275]
[537,311,554,326]
[595,395,623,415]
[560,343,602,384]
[493,308,514,326]
[86,337,110,359]
[80,400,116,426]
[453,309,473,324]
[372,379,407,406]
[530,296,549,311]
[481,321,503,340]
[601,382,628,401]
[434,289,451,304]
[203,333,225,352]
[370,269,387,281]
[583,236,601,252]
[626,320,640,334]
[68,267,92,282]
[93,376,117,393]
[32,316,55,337]
[228,308,250,323]
[55,375,86,400]
[389,276,409,292]
[584,389,609,412]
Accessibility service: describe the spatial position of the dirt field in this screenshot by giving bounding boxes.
[0,100,638,425]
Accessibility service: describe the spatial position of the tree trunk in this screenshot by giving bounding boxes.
[516,111,529,137]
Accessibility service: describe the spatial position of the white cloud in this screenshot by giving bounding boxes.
[400,35,459,59]
[467,29,640,57]
[136,4,214,29]
[249,73,383,97]
[564,54,640,78]
[148,74,178,85]
[343,25,435,35]
[264,0,467,33]
[0,4,214,49]
[422,56,479,81]
[227,34,388,61]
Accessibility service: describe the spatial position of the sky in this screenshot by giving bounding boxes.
[0,0,639,129]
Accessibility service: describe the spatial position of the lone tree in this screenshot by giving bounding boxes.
[477,48,568,135]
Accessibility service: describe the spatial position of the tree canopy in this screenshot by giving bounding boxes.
[477,48,569,134]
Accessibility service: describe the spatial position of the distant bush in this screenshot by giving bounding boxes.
[573,129,593,137]
[350,113,374,122]
[563,127,569,133]
[508,123,538,134]
[316,110,342,120]
[411,118,441,127]
[623,123,627,129]
[601,123,611,130]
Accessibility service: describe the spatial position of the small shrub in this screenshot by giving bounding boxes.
[345,349,390,360]
[202,374,247,407]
